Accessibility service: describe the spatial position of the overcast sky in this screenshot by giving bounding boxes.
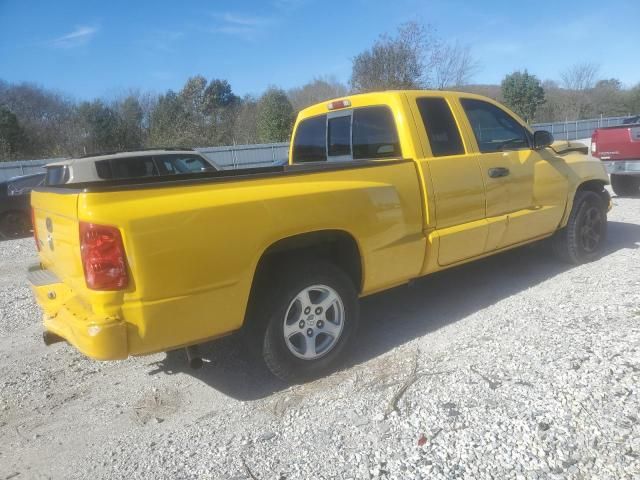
[1,0,638,99]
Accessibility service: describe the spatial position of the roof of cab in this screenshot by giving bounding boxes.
[296,89,489,120]
[46,149,202,167]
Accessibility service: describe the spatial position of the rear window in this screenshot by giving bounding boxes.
[352,106,400,159]
[292,115,327,163]
[416,97,465,157]
[292,106,400,163]
[328,116,351,157]
[45,166,69,185]
[97,156,157,180]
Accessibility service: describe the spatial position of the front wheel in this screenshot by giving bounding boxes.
[261,261,359,382]
[552,190,607,264]
[611,174,640,197]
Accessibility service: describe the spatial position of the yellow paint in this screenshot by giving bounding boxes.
[30,90,609,361]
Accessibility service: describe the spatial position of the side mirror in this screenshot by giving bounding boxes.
[533,130,554,150]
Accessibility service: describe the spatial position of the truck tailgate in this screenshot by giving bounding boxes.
[31,190,84,289]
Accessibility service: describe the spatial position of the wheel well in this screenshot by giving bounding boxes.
[576,180,609,206]
[242,230,362,333]
[252,230,362,294]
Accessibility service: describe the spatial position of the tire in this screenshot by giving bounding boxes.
[257,260,359,383]
[610,174,640,197]
[552,190,607,264]
[0,211,31,240]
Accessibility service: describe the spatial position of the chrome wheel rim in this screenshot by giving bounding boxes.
[580,206,603,253]
[283,284,345,360]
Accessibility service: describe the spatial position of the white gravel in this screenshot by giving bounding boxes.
[1,191,639,480]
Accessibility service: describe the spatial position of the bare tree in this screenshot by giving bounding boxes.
[561,63,600,91]
[430,41,479,89]
[558,63,600,119]
[350,21,478,93]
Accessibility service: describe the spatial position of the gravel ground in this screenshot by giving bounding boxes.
[1,191,639,480]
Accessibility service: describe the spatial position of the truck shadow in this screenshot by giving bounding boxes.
[148,220,640,400]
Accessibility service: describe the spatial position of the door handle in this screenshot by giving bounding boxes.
[488,167,510,178]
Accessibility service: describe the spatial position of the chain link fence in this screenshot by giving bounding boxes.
[532,115,635,141]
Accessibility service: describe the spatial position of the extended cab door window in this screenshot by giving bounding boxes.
[416,97,465,157]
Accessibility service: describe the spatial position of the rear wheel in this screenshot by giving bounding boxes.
[611,174,640,197]
[552,191,607,264]
[259,261,359,382]
[0,211,31,239]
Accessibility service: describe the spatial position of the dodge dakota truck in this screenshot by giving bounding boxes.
[591,120,640,196]
[29,91,610,381]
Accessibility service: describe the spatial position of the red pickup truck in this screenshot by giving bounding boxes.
[591,119,640,196]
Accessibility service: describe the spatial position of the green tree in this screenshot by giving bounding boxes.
[501,70,545,122]
[0,105,26,160]
[76,100,121,154]
[256,87,294,142]
[116,95,144,150]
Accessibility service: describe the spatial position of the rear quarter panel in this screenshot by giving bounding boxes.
[78,161,425,355]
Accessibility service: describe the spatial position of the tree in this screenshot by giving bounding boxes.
[256,87,294,142]
[501,70,545,122]
[232,95,260,145]
[350,22,428,92]
[0,106,26,160]
[560,63,600,119]
[431,41,479,89]
[561,63,599,91]
[115,95,144,150]
[288,77,348,112]
[350,22,479,93]
[75,100,121,154]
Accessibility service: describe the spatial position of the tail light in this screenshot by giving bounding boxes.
[79,222,128,290]
[591,131,598,155]
[31,208,40,251]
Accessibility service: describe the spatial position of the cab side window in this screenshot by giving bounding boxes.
[460,98,530,153]
[416,97,465,157]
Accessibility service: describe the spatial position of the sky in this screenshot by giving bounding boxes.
[1,0,639,100]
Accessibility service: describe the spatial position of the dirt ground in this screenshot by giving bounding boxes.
[0,191,639,479]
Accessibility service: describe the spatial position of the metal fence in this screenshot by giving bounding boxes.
[197,142,289,170]
[0,159,56,182]
[531,115,634,141]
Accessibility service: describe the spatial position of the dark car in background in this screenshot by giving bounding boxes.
[0,172,45,239]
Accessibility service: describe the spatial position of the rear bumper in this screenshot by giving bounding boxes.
[27,264,128,360]
[602,160,640,175]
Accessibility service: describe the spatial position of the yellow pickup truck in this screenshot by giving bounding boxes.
[29,91,610,381]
